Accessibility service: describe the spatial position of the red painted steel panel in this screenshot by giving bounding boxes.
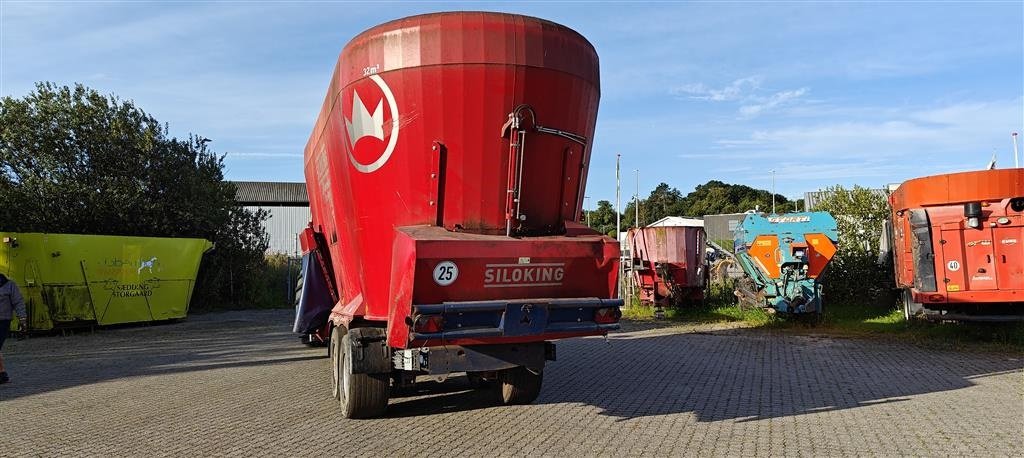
[993,224,1024,290]
[939,227,1000,292]
[387,226,618,348]
[890,169,1024,296]
[628,226,707,305]
[303,12,612,328]
[891,169,1024,211]
[939,228,967,292]
[889,168,1024,309]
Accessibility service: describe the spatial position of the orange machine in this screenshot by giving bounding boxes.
[889,168,1024,320]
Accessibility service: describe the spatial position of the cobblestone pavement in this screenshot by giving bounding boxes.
[1,310,1021,456]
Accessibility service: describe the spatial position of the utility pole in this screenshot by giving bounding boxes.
[584,196,591,226]
[770,169,777,214]
[615,154,622,299]
[628,169,639,303]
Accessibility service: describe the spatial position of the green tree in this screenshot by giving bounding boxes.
[0,82,268,309]
[681,180,791,216]
[812,185,893,303]
[587,199,620,236]
[645,183,686,222]
[622,199,641,228]
[613,180,803,230]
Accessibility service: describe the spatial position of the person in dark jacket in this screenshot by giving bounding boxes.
[0,273,27,384]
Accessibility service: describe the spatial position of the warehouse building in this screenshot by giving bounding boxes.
[232,181,311,255]
[803,188,889,211]
[702,213,748,244]
[646,216,704,228]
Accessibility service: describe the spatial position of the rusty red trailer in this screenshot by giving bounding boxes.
[293,12,622,418]
[628,225,707,306]
[889,168,1024,320]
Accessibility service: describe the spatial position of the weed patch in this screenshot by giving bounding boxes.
[623,281,1024,352]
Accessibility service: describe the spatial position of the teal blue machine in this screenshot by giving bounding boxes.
[733,212,839,315]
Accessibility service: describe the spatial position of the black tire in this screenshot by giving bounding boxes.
[337,328,390,419]
[902,289,923,321]
[497,366,543,405]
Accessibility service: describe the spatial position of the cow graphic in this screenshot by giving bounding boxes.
[138,257,158,274]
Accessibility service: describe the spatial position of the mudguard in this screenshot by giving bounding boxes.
[293,252,333,334]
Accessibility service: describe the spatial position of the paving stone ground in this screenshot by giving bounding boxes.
[0,309,1021,456]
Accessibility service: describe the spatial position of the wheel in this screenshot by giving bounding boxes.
[496,366,543,405]
[734,277,759,310]
[902,290,923,321]
[335,327,390,419]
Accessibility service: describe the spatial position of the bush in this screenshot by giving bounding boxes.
[1,82,269,309]
[812,185,894,305]
[201,253,302,311]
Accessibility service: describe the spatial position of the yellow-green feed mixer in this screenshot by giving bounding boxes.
[1,232,212,331]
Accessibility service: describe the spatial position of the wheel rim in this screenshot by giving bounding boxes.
[341,338,352,407]
[331,330,341,399]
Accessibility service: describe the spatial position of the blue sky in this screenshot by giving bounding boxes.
[2,1,1022,206]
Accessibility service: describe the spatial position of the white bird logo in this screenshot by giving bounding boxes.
[345,90,384,146]
[343,74,401,174]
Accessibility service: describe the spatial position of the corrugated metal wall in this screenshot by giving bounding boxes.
[244,206,311,254]
[703,213,748,243]
[804,188,888,211]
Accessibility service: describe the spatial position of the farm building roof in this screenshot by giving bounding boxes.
[232,181,308,205]
[647,216,704,228]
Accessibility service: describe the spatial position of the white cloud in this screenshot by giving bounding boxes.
[672,76,763,101]
[738,88,809,118]
[660,97,1024,195]
[226,152,304,159]
[716,98,1023,167]
[671,76,808,118]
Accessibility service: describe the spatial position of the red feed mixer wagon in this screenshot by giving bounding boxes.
[292,12,623,418]
[628,225,708,307]
[889,168,1024,321]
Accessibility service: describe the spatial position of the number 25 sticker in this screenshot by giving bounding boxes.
[433,261,459,286]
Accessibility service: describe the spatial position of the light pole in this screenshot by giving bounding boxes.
[634,169,640,228]
[615,154,622,299]
[770,169,776,215]
[1013,132,1019,168]
[629,169,640,303]
[584,196,591,226]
